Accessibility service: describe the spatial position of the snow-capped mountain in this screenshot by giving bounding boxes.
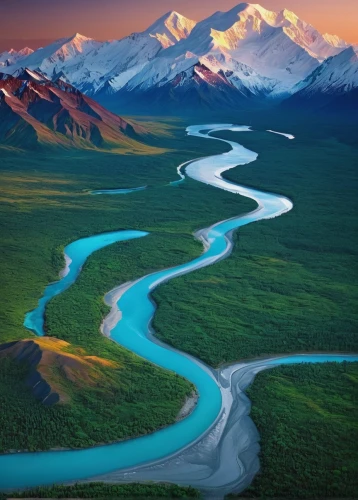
[156,3,347,85]
[145,11,197,48]
[109,61,268,114]
[283,46,358,110]
[10,34,103,87]
[97,3,353,112]
[1,3,355,113]
[0,47,33,68]
[1,12,197,96]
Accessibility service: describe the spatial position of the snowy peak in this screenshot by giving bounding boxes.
[192,3,283,34]
[64,32,98,50]
[0,47,34,68]
[69,32,90,41]
[18,47,34,56]
[280,8,299,25]
[322,33,349,48]
[5,47,34,58]
[0,2,354,114]
[51,32,100,57]
[164,3,321,84]
[232,3,283,26]
[4,34,102,79]
[281,45,358,110]
[95,2,354,112]
[146,11,197,48]
[185,3,348,67]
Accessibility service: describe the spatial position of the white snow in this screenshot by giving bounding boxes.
[145,11,197,48]
[0,3,353,100]
[293,46,358,95]
[24,68,46,81]
[158,3,347,85]
[0,88,11,97]
[200,53,280,95]
[0,47,34,68]
[323,33,349,49]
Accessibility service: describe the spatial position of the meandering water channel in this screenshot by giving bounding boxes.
[1,125,357,494]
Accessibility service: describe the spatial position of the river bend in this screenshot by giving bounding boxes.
[1,125,357,495]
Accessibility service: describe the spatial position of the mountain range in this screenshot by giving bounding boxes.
[1,3,357,114]
[0,69,149,150]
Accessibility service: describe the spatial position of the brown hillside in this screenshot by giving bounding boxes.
[0,69,157,152]
[0,337,119,405]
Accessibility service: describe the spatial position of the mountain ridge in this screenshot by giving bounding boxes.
[0,69,154,150]
[282,45,358,111]
[1,3,356,114]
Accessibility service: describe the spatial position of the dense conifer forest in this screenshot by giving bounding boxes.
[238,362,358,498]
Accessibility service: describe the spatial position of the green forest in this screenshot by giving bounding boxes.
[153,119,358,366]
[0,123,253,452]
[0,112,357,497]
[0,354,192,452]
[0,481,200,499]
[237,362,358,498]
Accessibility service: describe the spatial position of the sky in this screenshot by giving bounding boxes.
[0,0,357,51]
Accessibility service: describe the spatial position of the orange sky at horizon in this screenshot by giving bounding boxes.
[0,0,357,52]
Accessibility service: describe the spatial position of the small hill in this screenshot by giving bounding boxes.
[0,337,119,406]
[0,69,153,152]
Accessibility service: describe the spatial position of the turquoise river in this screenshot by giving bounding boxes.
[1,125,357,491]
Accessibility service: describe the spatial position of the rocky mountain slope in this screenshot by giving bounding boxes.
[283,46,358,110]
[0,69,150,150]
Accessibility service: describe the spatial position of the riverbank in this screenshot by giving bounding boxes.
[0,124,290,491]
[153,124,358,366]
[79,126,358,497]
[176,392,198,422]
[239,362,358,498]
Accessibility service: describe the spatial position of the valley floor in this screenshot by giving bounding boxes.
[0,123,252,453]
[0,112,357,497]
[154,119,358,365]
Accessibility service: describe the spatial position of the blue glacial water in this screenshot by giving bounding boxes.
[169,178,185,186]
[267,354,358,366]
[23,230,148,337]
[1,125,357,491]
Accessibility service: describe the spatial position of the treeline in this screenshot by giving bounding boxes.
[1,482,200,499]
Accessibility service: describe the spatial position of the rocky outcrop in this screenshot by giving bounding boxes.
[0,69,149,150]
